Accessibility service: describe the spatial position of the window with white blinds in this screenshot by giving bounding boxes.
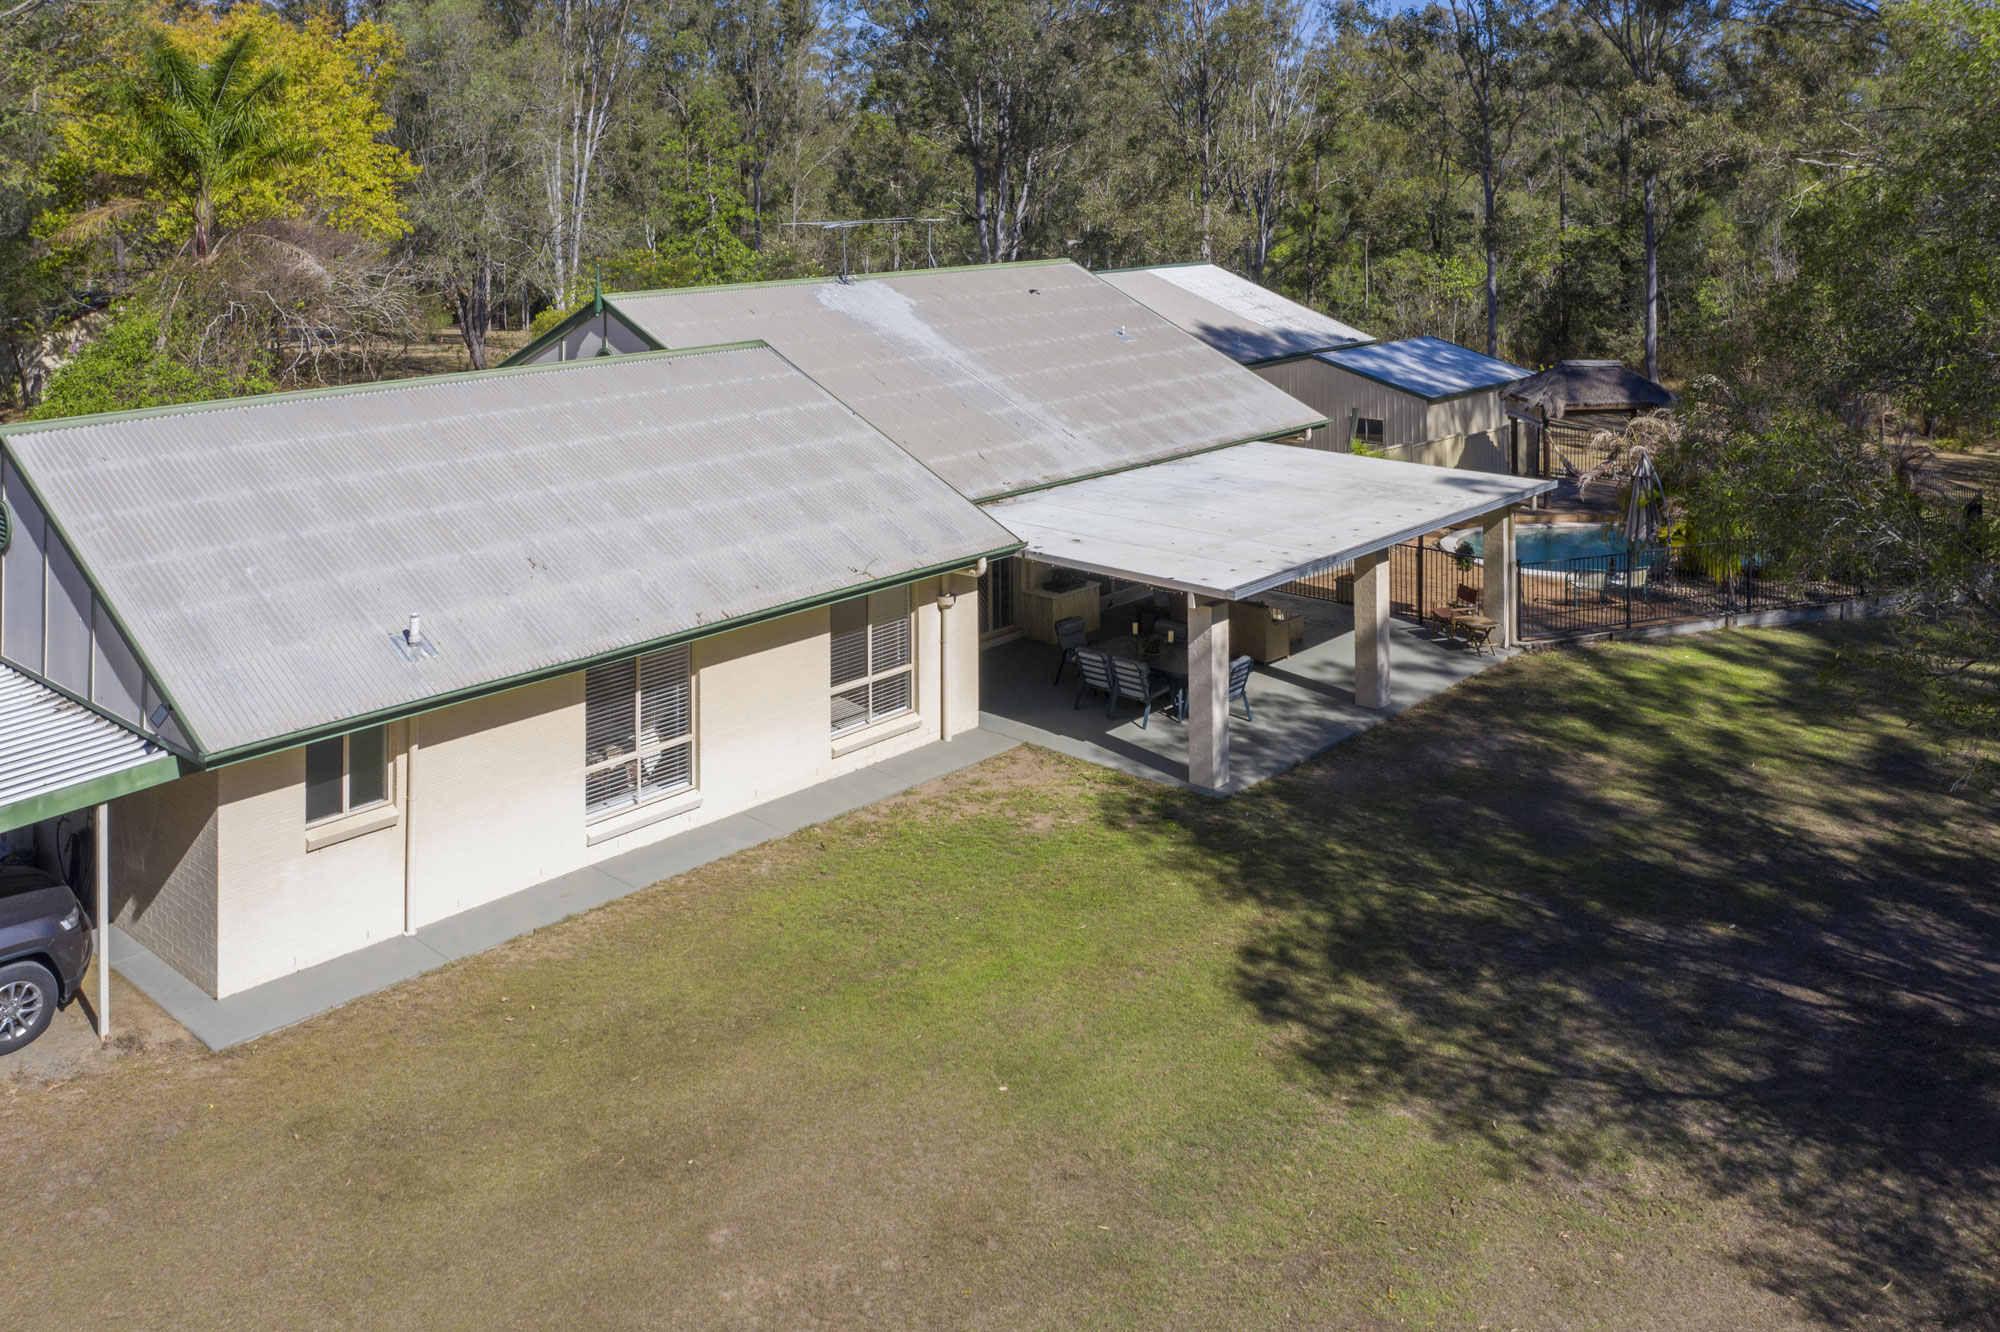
[584,644,694,817]
[830,586,913,735]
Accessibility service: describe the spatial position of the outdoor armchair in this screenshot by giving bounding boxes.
[1107,655,1177,728]
[1228,654,1256,721]
[1073,648,1114,710]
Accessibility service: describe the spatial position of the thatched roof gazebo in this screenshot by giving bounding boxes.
[1507,360,1676,424]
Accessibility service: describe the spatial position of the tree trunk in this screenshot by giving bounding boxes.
[1642,168,1658,381]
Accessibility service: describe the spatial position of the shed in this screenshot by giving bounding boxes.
[1301,337,1534,472]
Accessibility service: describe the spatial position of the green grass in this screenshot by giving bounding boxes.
[4,624,1995,1330]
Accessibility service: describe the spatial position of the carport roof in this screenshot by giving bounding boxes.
[984,443,1554,601]
[1,665,179,831]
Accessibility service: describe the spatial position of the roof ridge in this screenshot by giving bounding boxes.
[1,340,771,439]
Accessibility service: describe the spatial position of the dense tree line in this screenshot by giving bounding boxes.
[0,0,1989,430]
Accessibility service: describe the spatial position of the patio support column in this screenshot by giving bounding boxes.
[1354,549,1392,710]
[1481,505,1518,648]
[94,802,109,1043]
[1186,594,1230,792]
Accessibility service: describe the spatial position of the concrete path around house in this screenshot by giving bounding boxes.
[980,591,1512,795]
[109,728,1020,1053]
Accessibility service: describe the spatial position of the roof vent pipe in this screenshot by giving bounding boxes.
[406,614,423,647]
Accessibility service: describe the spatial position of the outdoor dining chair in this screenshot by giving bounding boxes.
[1073,648,1115,711]
[1107,655,1177,728]
[1228,654,1256,721]
[1051,615,1089,685]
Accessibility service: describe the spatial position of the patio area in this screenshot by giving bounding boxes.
[978,590,1511,794]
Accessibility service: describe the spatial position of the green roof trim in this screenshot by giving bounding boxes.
[197,542,1022,769]
[0,752,185,834]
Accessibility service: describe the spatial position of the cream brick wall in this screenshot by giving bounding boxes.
[109,769,220,996]
[407,675,583,928]
[116,576,976,998]
[212,728,408,995]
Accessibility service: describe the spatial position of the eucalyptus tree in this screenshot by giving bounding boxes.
[1576,0,1733,380]
[1380,0,1542,357]
[857,0,1130,264]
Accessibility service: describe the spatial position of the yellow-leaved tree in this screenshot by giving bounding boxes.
[51,9,416,253]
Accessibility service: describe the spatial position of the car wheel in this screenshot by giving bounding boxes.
[0,960,57,1055]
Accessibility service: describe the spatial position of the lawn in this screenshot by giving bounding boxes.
[3,624,1995,1330]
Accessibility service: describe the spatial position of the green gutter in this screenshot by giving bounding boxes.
[0,753,185,833]
[196,543,1022,768]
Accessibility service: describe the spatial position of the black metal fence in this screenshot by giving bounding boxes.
[1282,537,1862,641]
[1281,538,1495,619]
[1517,543,1859,639]
[1537,418,1625,480]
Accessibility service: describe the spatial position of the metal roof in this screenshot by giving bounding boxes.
[1319,336,1532,402]
[985,442,1554,601]
[3,346,1017,759]
[599,262,1326,501]
[1096,263,1371,363]
[2,665,177,831]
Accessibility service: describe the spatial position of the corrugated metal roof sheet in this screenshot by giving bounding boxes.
[1,664,174,830]
[1319,336,1532,401]
[605,262,1325,500]
[1096,264,1370,362]
[986,442,1554,601]
[3,346,1017,758]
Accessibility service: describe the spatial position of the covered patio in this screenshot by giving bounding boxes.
[981,443,1553,792]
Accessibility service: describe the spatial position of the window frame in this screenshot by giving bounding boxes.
[1355,417,1386,447]
[583,645,698,821]
[304,726,390,826]
[829,588,915,737]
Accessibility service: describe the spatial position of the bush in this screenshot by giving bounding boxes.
[30,310,273,420]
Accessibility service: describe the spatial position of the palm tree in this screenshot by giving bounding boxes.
[124,29,306,259]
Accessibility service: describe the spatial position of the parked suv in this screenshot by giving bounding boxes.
[0,865,92,1055]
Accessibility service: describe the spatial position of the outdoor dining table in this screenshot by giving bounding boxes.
[1094,635,1191,719]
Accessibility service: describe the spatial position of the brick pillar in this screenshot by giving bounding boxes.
[1354,549,1392,710]
[1186,594,1230,792]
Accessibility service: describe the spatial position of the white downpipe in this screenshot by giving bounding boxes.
[403,718,419,934]
[94,802,108,1043]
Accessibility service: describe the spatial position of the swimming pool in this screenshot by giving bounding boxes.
[1449,523,1630,564]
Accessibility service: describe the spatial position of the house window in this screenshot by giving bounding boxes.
[305,726,388,824]
[830,587,913,735]
[1355,417,1386,447]
[584,645,695,817]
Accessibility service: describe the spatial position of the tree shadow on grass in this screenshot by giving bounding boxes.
[1099,627,2000,1328]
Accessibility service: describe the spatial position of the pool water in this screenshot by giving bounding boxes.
[1455,523,1628,564]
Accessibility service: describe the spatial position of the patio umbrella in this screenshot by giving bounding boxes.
[1623,445,1667,547]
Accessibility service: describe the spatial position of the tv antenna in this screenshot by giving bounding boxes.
[780,217,947,280]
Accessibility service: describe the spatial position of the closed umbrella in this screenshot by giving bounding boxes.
[1623,445,1666,548]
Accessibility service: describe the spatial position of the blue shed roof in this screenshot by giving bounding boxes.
[1318,336,1531,401]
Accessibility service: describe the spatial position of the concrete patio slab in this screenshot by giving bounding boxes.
[113,728,1019,1051]
[980,592,1510,794]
